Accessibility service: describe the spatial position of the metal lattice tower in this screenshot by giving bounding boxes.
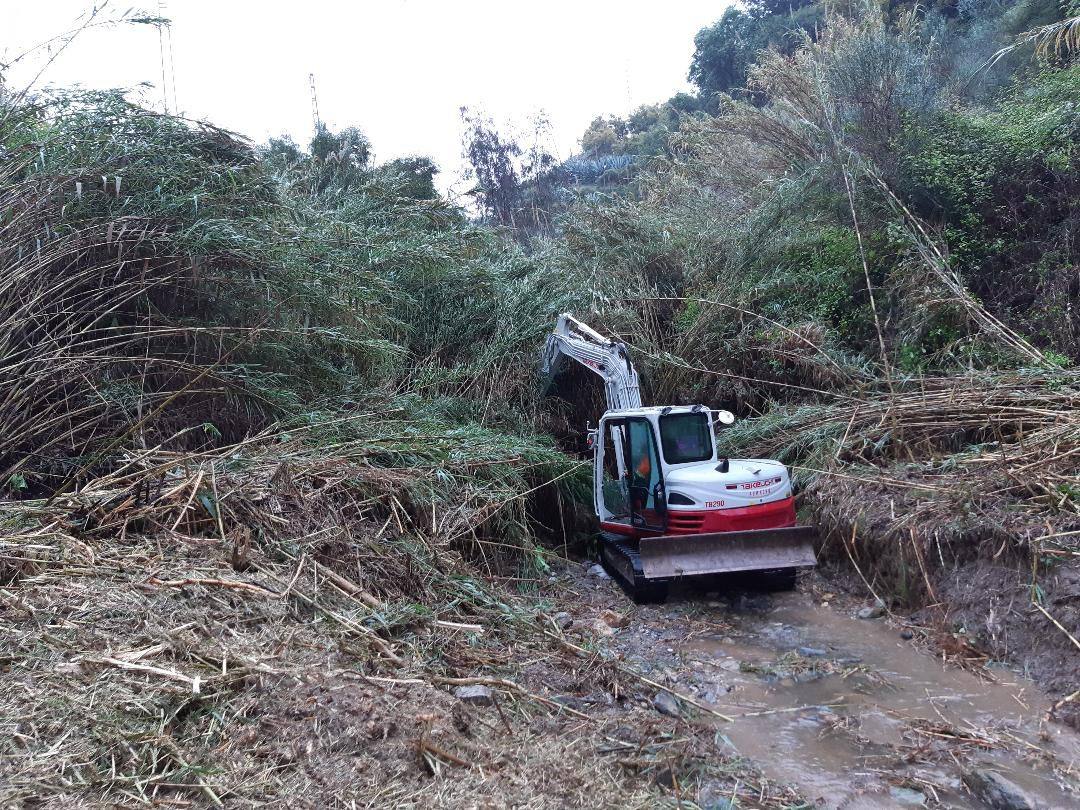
[309,73,321,135]
[156,1,179,114]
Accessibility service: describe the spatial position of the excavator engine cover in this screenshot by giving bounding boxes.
[639,526,817,579]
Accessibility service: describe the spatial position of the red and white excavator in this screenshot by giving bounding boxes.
[541,313,816,601]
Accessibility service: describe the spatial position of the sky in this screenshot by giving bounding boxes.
[3,1,730,196]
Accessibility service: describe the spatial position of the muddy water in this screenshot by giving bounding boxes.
[673,590,1080,809]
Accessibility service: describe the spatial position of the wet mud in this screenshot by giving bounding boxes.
[577,571,1080,808]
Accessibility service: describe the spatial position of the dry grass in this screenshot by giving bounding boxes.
[0,427,807,808]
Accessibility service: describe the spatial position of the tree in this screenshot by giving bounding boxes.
[689,3,824,104]
[581,116,623,157]
[689,8,762,101]
[460,108,523,228]
[382,156,438,200]
[309,125,372,197]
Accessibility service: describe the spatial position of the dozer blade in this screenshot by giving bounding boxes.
[638,526,817,580]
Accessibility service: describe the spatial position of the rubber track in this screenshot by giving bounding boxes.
[599,533,669,604]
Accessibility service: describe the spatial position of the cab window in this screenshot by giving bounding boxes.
[660,412,713,464]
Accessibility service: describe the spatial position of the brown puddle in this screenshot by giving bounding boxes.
[678,592,1080,809]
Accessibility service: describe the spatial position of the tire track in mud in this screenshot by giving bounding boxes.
[567,566,1080,809]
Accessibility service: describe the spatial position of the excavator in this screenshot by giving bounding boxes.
[541,313,816,602]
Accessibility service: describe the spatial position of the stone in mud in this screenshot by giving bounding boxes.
[600,608,629,628]
[552,611,573,630]
[858,603,886,619]
[889,786,927,806]
[962,768,1037,810]
[552,694,587,711]
[797,646,828,657]
[696,786,736,810]
[653,765,680,788]
[587,563,610,579]
[900,628,915,640]
[592,619,616,637]
[453,684,493,706]
[652,690,681,717]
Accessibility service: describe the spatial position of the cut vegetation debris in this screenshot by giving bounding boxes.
[3,1,1080,806]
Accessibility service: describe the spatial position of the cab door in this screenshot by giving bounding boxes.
[595,417,630,525]
[624,417,667,533]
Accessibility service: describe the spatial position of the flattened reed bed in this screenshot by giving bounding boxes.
[0,432,803,808]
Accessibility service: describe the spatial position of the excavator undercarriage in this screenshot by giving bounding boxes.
[600,527,817,603]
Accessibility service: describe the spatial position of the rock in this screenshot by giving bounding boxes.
[696,786,737,810]
[552,611,573,630]
[587,563,610,580]
[653,765,680,789]
[453,684,493,706]
[552,694,588,711]
[592,619,616,637]
[600,608,629,628]
[900,628,914,640]
[962,768,1037,810]
[719,659,741,672]
[652,691,681,718]
[797,646,828,657]
[889,786,927,807]
[858,603,886,620]
[611,724,640,743]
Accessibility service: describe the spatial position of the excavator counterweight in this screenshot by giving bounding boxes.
[542,313,817,602]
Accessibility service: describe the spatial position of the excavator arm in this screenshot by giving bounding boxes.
[540,313,642,411]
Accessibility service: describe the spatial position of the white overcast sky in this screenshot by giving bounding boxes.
[3,1,729,195]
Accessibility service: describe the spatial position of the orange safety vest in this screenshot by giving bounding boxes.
[635,454,651,478]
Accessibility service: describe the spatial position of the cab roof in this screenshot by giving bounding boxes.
[603,405,710,417]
